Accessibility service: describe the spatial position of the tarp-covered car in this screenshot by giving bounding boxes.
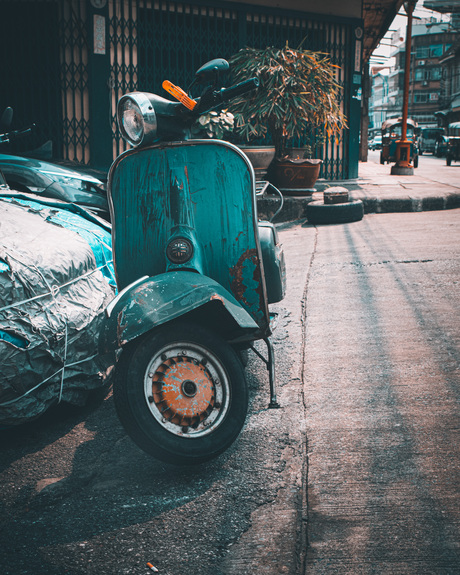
[0,189,116,426]
[0,154,110,221]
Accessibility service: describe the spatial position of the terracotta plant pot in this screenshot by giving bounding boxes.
[286,148,309,160]
[272,158,322,193]
[238,146,276,180]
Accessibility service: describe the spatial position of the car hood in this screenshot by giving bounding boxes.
[0,154,104,185]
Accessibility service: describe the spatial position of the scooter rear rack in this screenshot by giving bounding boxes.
[255,180,284,223]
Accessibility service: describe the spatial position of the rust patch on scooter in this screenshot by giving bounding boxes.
[229,248,263,314]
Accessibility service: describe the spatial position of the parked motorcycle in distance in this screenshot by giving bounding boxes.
[0,108,110,221]
[98,58,286,465]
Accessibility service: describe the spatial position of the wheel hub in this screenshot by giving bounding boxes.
[182,379,198,397]
[150,356,215,427]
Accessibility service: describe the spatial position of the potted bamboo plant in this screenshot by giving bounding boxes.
[228,43,347,190]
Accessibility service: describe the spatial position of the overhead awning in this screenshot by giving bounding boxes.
[362,1,406,63]
[451,95,460,111]
[423,0,460,14]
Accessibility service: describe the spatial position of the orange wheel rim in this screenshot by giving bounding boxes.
[151,356,215,427]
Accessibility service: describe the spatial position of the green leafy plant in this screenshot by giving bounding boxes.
[191,110,234,140]
[228,43,347,158]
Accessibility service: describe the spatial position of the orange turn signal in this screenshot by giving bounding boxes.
[162,80,197,110]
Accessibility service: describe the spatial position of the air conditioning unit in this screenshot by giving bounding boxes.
[423,80,428,86]
[419,60,426,66]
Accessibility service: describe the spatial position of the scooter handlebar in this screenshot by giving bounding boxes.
[196,78,259,113]
[220,78,259,102]
[0,124,35,144]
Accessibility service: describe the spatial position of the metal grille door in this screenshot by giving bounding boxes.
[1,0,359,179]
[108,1,356,179]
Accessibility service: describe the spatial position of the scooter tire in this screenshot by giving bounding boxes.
[306,199,364,225]
[113,321,248,465]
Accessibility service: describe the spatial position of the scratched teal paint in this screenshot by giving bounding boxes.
[108,142,268,328]
[239,258,260,315]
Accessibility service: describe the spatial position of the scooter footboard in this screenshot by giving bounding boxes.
[99,271,260,354]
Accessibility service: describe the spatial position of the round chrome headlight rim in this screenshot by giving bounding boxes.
[117,92,158,147]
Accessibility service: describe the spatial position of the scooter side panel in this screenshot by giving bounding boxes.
[258,222,286,304]
[108,141,269,329]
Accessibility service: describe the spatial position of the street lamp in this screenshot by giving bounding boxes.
[391,0,417,175]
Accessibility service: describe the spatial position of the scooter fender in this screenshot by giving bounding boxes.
[99,270,259,354]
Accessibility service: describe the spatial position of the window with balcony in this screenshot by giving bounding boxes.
[429,44,443,57]
[416,46,429,58]
[415,67,441,82]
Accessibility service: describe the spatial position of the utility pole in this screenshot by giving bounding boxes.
[391,0,417,175]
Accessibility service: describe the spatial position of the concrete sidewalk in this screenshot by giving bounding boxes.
[298,210,460,574]
[259,158,460,222]
[347,160,460,214]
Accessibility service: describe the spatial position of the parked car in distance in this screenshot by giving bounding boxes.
[369,135,382,150]
[446,122,460,166]
[419,127,445,155]
[0,154,110,221]
[435,135,449,157]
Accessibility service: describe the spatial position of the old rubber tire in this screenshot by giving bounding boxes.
[306,199,364,225]
[113,321,248,465]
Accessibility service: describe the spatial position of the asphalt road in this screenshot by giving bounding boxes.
[367,147,456,181]
[1,207,459,575]
[0,222,311,575]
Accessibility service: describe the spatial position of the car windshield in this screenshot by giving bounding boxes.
[422,129,443,140]
[384,125,415,137]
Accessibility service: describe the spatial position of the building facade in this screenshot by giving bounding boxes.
[369,18,459,134]
[408,21,456,125]
[438,36,460,124]
[369,67,390,139]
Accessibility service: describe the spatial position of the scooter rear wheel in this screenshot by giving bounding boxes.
[113,321,248,465]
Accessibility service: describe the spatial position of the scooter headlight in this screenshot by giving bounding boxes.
[166,238,194,264]
[117,93,158,147]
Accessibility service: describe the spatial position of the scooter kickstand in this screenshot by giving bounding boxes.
[250,337,280,408]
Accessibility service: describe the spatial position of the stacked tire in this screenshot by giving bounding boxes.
[306,188,364,225]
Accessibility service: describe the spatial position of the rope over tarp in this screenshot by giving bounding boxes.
[0,195,116,426]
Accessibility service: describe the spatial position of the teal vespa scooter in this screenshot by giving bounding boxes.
[99,59,286,465]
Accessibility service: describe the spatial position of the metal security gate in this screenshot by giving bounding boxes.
[1,0,359,179]
[108,0,357,179]
[0,0,90,163]
[108,1,243,159]
[60,1,91,163]
[0,0,63,157]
